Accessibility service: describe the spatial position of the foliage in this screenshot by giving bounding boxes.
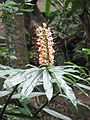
[45,0,90,66]
[0,35,17,64]
[45,0,86,39]
[43,107,72,120]
[0,0,18,13]
[0,0,33,20]
[45,0,51,17]
[0,63,89,119]
[82,48,90,55]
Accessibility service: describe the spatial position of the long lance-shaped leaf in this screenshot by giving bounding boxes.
[3,67,39,89]
[4,71,25,88]
[53,66,80,73]
[75,83,90,91]
[54,72,77,107]
[21,70,43,98]
[0,64,11,69]
[0,69,21,78]
[66,72,88,83]
[11,92,45,99]
[43,107,72,120]
[43,69,53,101]
[21,67,39,79]
[64,68,80,73]
[0,64,14,77]
[0,91,10,97]
[69,74,85,81]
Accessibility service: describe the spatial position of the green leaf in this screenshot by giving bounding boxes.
[5,0,16,5]
[0,68,22,80]
[49,66,66,76]
[21,69,43,98]
[59,94,68,99]
[18,107,30,116]
[24,0,32,2]
[69,73,84,81]
[43,107,72,120]
[0,91,10,97]
[12,92,45,99]
[43,69,53,101]
[4,111,32,118]
[11,93,22,99]
[4,70,25,88]
[0,70,11,77]
[74,83,90,93]
[25,64,38,68]
[3,67,39,88]
[20,103,32,116]
[75,83,90,91]
[28,92,45,98]
[82,48,90,55]
[65,0,72,7]
[64,68,79,73]
[45,0,51,17]
[54,72,77,107]
[20,8,33,12]
[0,64,11,69]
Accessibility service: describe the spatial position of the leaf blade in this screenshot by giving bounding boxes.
[43,107,72,120]
[43,69,53,101]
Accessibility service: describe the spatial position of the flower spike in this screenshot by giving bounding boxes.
[36,23,55,66]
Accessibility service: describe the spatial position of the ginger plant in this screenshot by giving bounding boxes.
[0,23,90,120]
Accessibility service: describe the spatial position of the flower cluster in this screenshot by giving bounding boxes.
[36,23,55,66]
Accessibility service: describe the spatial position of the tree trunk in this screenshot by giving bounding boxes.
[6,14,29,68]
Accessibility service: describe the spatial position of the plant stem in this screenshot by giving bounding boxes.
[33,91,60,117]
[0,84,19,119]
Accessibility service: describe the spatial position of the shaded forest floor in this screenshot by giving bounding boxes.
[40,89,90,120]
